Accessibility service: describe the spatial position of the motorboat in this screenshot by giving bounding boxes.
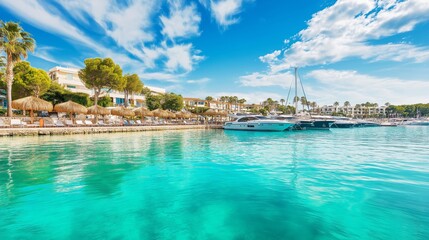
[331,119,356,128]
[274,115,334,130]
[355,120,380,127]
[223,116,295,131]
[380,122,398,127]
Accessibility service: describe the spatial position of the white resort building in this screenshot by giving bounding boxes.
[48,67,165,107]
[319,105,387,117]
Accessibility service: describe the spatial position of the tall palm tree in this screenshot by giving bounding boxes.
[280,98,285,106]
[344,101,350,107]
[300,96,308,111]
[0,21,35,116]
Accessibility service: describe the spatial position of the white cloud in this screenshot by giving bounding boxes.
[186,78,210,84]
[306,69,429,105]
[200,0,247,27]
[239,71,294,88]
[259,50,281,64]
[33,46,81,68]
[266,0,429,71]
[165,44,201,72]
[160,0,201,40]
[0,0,205,81]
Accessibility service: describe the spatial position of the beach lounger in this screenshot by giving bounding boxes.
[75,120,85,126]
[136,120,142,125]
[129,120,136,125]
[0,119,10,128]
[54,119,65,127]
[123,120,130,126]
[98,120,106,126]
[65,120,75,127]
[84,120,93,126]
[10,119,24,127]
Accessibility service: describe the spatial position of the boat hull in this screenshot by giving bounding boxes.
[223,122,295,131]
[294,120,335,130]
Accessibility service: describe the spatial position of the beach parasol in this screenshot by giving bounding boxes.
[151,108,168,118]
[175,112,185,118]
[133,107,153,118]
[54,100,87,123]
[12,96,53,123]
[202,109,219,116]
[111,106,135,117]
[87,105,110,115]
[166,111,176,119]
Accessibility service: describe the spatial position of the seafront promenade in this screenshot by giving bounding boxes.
[0,124,223,137]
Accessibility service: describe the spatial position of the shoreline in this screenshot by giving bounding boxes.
[0,125,223,137]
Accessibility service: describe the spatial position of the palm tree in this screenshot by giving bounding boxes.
[385,102,390,107]
[0,21,35,116]
[300,96,307,111]
[238,98,246,112]
[280,98,285,106]
[344,101,350,107]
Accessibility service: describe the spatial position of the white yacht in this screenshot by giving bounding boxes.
[223,116,295,131]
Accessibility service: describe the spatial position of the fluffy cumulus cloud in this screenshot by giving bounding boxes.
[238,0,429,104]
[269,0,429,71]
[306,69,429,105]
[200,0,247,27]
[239,71,294,88]
[160,0,201,40]
[0,0,204,80]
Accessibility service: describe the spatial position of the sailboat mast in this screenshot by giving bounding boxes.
[294,67,298,114]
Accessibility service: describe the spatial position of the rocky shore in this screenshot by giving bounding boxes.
[0,125,223,137]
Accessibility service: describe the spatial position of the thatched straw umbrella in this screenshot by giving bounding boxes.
[151,108,167,118]
[166,111,176,119]
[184,112,192,119]
[175,112,185,118]
[12,96,53,123]
[87,105,110,123]
[111,106,135,117]
[88,105,110,115]
[133,107,152,118]
[54,101,87,123]
[202,109,219,116]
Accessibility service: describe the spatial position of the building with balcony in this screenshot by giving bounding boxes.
[320,105,386,117]
[48,66,165,107]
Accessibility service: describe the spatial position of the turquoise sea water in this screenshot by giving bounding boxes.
[0,127,429,240]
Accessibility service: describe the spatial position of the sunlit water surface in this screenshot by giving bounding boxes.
[1,127,429,239]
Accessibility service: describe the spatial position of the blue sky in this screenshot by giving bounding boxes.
[1,0,428,105]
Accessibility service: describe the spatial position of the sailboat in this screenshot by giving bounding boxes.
[273,68,335,130]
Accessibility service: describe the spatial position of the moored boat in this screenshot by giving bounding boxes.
[223,116,295,131]
[380,122,398,127]
[331,120,356,128]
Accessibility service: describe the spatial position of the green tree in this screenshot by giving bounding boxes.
[280,98,285,106]
[162,93,184,111]
[141,87,151,96]
[41,82,91,106]
[121,73,143,107]
[238,98,246,112]
[97,95,113,107]
[205,96,213,101]
[78,58,123,106]
[344,101,350,107]
[146,94,163,110]
[12,61,50,98]
[300,96,308,111]
[0,21,35,116]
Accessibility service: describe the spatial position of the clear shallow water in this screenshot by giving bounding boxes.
[0,127,429,240]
